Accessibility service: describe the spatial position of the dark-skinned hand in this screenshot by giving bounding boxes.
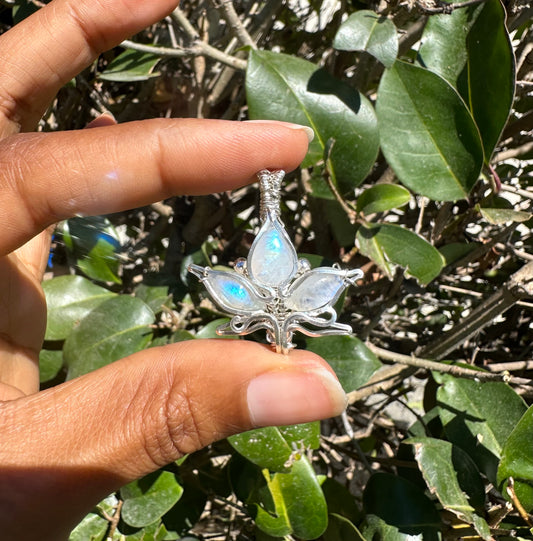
[0,1,346,539]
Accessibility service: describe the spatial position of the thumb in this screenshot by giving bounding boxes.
[0,339,346,540]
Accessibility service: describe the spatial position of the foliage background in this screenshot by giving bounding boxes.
[1,0,533,539]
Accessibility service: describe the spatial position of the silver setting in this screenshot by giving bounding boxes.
[188,169,363,354]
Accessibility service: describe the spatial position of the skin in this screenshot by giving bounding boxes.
[0,1,347,539]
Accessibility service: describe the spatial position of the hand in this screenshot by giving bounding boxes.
[0,1,346,539]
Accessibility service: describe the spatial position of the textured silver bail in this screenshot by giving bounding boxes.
[258,169,285,222]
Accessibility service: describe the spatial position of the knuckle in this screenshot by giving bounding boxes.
[141,381,206,468]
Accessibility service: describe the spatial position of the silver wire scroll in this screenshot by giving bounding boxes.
[188,169,363,354]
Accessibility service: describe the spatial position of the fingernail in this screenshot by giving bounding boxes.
[245,120,315,143]
[247,367,346,427]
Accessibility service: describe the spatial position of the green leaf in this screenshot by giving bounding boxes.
[39,349,63,383]
[64,296,154,379]
[306,335,382,393]
[69,513,108,541]
[70,495,118,541]
[63,217,122,284]
[480,207,532,225]
[100,49,161,82]
[497,405,533,513]
[437,375,527,483]
[418,0,515,159]
[356,184,411,215]
[333,10,398,68]
[376,61,484,201]
[246,49,379,195]
[229,423,319,472]
[363,473,442,540]
[357,223,445,284]
[121,471,183,528]
[195,318,236,339]
[406,437,490,540]
[255,457,328,540]
[135,284,173,314]
[43,275,115,340]
[324,513,367,541]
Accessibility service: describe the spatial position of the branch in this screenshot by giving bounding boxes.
[213,0,258,49]
[421,261,533,360]
[367,343,533,387]
[120,39,247,71]
[415,0,487,14]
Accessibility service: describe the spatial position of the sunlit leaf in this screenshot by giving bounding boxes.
[333,10,398,68]
[407,437,491,540]
[418,0,515,159]
[436,374,527,483]
[306,335,382,393]
[43,275,115,340]
[376,61,483,201]
[64,296,154,379]
[246,49,379,195]
[121,471,183,528]
[497,405,533,513]
[357,223,445,284]
[356,184,411,215]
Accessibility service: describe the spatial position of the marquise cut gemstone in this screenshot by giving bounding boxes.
[207,273,265,312]
[286,271,345,312]
[248,215,297,287]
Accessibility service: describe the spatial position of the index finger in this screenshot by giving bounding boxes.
[0,0,179,135]
[0,119,312,255]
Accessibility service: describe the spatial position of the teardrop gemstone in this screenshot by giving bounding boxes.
[248,215,298,288]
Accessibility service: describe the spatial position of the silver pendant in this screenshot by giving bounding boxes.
[188,169,363,354]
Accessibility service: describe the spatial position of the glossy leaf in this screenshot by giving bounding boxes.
[135,283,173,314]
[100,49,161,82]
[246,49,379,194]
[356,184,411,215]
[69,495,118,541]
[64,296,154,379]
[407,437,490,539]
[229,422,319,472]
[306,335,382,393]
[497,405,533,513]
[436,374,527,483]
[363,473,442,539]
[63,217,122,284]
[39,349,63,383]
[195,318,236,339]
[357,223,445,284]
[255,457,328,540]
[376,61,484,201]
[333,10,398,68]
[43,275,115,340]
[121,471,183,528]
[418,0,514,159]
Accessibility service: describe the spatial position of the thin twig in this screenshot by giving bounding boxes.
[120,39,247,71]
[367,343,533,387]
[416,0,487,14]
[214,0,258,49]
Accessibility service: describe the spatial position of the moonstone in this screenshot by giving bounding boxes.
[286,271,345,312]
[208,272,265,312]
[248,216,297,287]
